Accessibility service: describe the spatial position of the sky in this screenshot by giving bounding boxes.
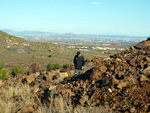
[0,0,150,36]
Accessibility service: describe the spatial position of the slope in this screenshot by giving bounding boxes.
[0,30,93,67]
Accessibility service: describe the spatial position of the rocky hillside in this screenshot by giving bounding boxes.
[0,30,93,67]
[0,39,150,113]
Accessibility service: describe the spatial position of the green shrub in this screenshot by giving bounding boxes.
[0,69,10,80]
[41,68,46,72]
[53,64,61,70]
[0,60,5,69]
[24,69,28,75]
[12,66,23,76]
[46,63,54,71]
[49,49,51,52]
[63,64,69,68]
[46,63,61,71]
[48,55,52,58]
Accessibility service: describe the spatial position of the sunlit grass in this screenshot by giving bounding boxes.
[0,80,2,87]
[0,83,35,113]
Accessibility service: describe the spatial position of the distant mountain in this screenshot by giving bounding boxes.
[2,29,55,37]
[2,29,146,41]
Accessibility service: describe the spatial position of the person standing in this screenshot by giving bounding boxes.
[73,51,85,77]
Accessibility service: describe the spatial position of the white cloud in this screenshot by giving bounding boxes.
[90,2,102,5]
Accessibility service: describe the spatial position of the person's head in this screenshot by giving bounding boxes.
[77,51,81,57]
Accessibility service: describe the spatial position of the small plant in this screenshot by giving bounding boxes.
[12,66,23,76]
[63,64,70,69]
[46,63,61,71]
[49,49,51,52]
[48,55,52,58]
[41,68,46,72]
[29,63,40,73]
[53,63,61,70]
[46,63,54,71]
[0,68,10,80]
[0,60,5,69]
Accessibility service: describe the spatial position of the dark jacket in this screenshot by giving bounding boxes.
[73,55,85,69]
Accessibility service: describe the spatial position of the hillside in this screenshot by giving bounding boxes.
[0,30,94,68]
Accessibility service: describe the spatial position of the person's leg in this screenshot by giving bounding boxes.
[73,69,79,77]
[78,69,83,75]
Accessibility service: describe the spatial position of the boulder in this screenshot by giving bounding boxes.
[26,75,35,84]
[34,87,39,93]
[117,81,128,89]
[100,66,107,73]
[49,85,57,90]
[111,75,120,85]
[52,74,61,80]
[124,74,138,85]
[69,70,75,76]
[47,71,56,81]
[91,70,101,80]
[130,107,136,113]
[143,66,150,74]
[116,58,122,62]
[140,75,149,82]
[130,46,136,50]
[59,72,68,79]
[79,95,89,105]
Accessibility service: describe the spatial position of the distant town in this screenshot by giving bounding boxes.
[2,29,147,55]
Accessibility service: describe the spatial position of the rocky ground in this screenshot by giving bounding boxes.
[0,40,150,113]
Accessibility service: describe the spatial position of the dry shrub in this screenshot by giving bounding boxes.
[37,90,73,113]
[74,106,111,113]
[29,63,40,73]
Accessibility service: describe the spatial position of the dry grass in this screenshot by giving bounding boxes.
[36,89,73,113]
[0,83,35,113]
[0,99,15,113]
[0,81,111,113]
[1,83,31,99]
[36,98,110,113]
[74,106,111,113]
[20,93,35,107]
[36,90,110,113]
[0,80,2,87]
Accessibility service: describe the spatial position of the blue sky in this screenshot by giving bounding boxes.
[0,0,150,36]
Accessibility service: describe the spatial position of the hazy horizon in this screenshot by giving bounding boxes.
[2,29,148,38]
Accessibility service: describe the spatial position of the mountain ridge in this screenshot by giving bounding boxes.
[2,29,146,40]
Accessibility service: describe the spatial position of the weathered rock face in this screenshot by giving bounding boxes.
[137,40,150,49]
[54,40,150,112]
